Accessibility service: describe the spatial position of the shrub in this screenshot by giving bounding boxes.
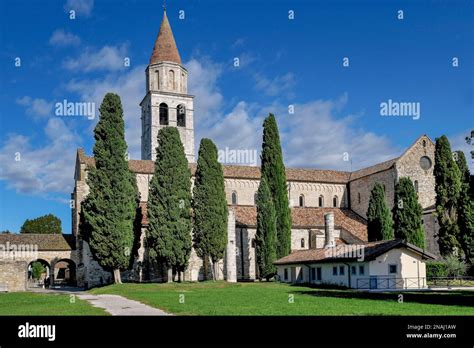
[426,261,448,278]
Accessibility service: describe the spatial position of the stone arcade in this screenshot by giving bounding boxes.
[0,10,439,291]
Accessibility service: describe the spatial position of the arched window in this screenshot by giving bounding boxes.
[333,195,338,207]
[301,238,305,248]
[318,195,324,207]
[358,192,361,204]
[177,104,186,127]
[414,180,419,193]
[422,139,426,148]
[299,194,305,207]
[159,103,168,125]
[169,70,175,89]
[231,191,238,205]
[155,70,160,90]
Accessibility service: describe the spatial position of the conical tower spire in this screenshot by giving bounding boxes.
[150,8,182,65]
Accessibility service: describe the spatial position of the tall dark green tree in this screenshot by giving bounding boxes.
[455,150,474,263]
[80,93,139,284]
[392,177,425,249]
[434,136,462,256]
[20,214,62,234]
[146,127,192,282]
[255,178,277,280]
[261,114,292,258]
[192,138,228,280]
[366,183,393,241]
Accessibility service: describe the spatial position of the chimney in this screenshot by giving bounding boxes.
[324,212,335,248]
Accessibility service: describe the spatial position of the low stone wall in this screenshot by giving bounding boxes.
[0,260,27,292]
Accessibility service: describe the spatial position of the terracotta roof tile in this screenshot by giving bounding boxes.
[274,239,436,265]
[233,206,367,241]
[0,233,75,251]
[150,11,181,65]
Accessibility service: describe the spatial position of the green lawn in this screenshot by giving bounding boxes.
[0,292,108,315]
[90,281,474,315]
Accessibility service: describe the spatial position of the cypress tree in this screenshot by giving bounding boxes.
[434,136,462,256]
[146,127,192,282]
[392,177,425,249]
[192,138,228,280]
[81,93,138,284]
[261,114,292,258]
[455,150,474,263]
[366,183,393,241]
[255,178,277,280]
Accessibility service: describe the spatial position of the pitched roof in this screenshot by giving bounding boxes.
[150,10,182,65]
[77,150,350,183]
[349,157,399,180]
[0,233,75,251]
[233,206,367,241]
[274,239,436,265]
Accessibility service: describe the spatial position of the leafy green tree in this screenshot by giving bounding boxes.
[366,183,393,241]
[147,127,192,282]
[434,136,462,256]
[80,93,139,284]
[255,178,277,280]
[444,255,468,277]
[31,262,46,280]
[455,150,474,263]
[193,138,228,280]
[261,114,292,258]
[20,214,62,234]
[392,177,425,248]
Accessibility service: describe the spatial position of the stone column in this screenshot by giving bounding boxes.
[324,212,335,248]
[226,208,237,282]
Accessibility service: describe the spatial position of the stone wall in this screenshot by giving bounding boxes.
[0,261,27,292]
[349,168,397,219]
[395,135,436,209]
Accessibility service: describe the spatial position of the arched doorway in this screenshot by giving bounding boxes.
[27,259,51,288]
[53,259,76,287]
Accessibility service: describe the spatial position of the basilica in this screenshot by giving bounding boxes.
[0,10,439,291]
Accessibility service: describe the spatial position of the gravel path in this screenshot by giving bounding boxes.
[76,294,172,316]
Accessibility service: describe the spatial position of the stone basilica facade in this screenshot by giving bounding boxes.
[0,11,439,291]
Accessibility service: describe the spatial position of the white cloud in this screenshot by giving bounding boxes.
[49,29,81,46]
[64,0,94,17]
[449,130,474,173]
[65,65,145,158]
[62,44,128,72]
[0,118,81,198]
[254,72,295,97]
[16,96,53,118]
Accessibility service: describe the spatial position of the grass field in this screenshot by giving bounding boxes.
[90,281,474,316]
[0,292,108,315]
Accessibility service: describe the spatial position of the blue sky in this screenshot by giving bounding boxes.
[0,0,473,233]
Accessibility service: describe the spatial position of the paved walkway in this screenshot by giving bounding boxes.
[77,293,172,316]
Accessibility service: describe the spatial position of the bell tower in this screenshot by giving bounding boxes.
[140,8,195,162]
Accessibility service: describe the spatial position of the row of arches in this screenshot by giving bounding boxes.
[27,259,76,288]
[230,191,340,208]
[159,103,186,127]
[154,69,185,91]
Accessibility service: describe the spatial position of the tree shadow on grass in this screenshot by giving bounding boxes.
[291,284,474,307]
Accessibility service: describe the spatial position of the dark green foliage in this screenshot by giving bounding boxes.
[146,127,192,280]
[366,183,393,241]
[255,178,277,280]
[80,93,139,282]
[455,150,474,263]
[261,114,292,258]
[31,261,46,280]
[434,136,462,256]
[392,177,425,248]
[20,214,62,234]
[426,261,448,278]
[192,139,228,280]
